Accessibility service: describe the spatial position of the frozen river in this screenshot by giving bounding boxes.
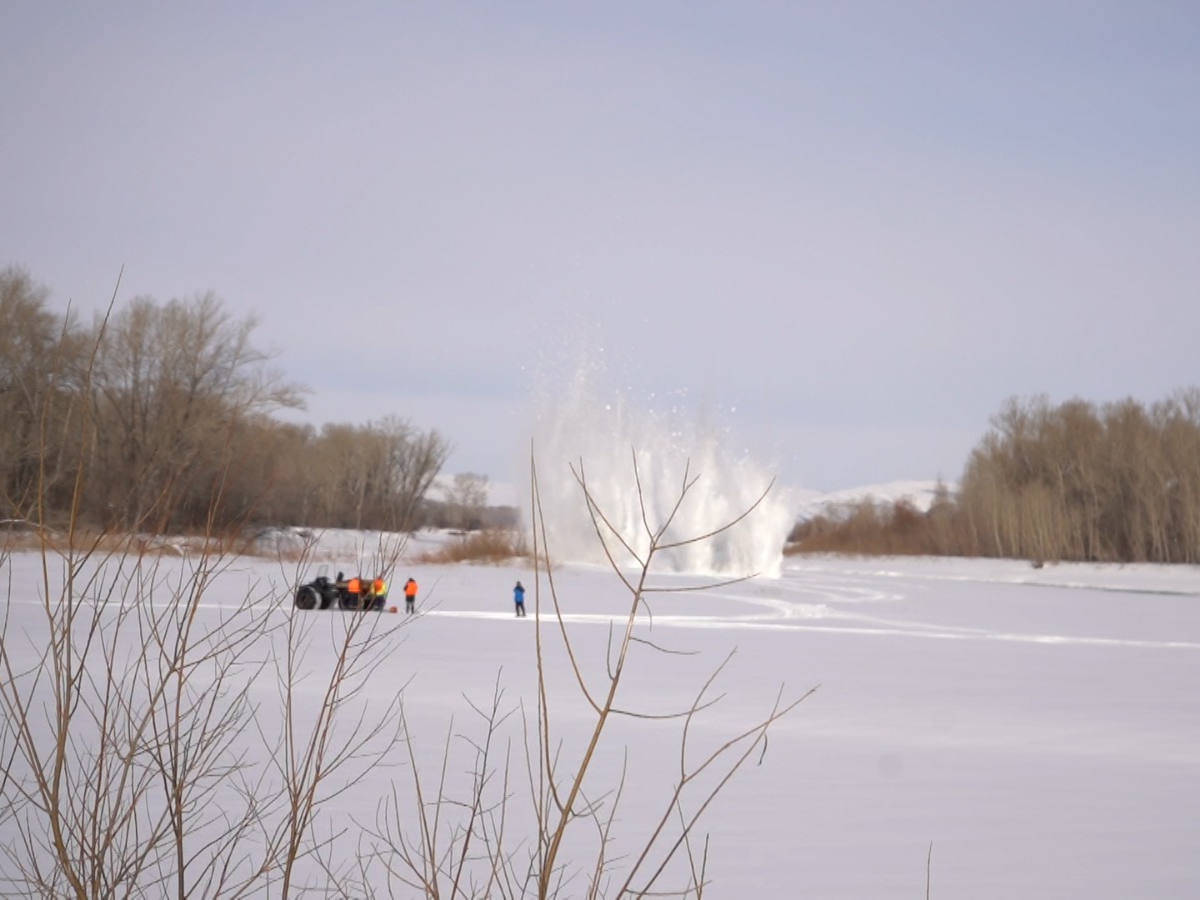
[2,549,1197,897]
[400,555,1200,897]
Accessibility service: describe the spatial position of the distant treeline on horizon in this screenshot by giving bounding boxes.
[0,266,498,536]
[789,390,1200,565]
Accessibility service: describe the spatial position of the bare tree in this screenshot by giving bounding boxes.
[0,267,86,519]
[443,472,490,531]
[378,416,451,533]
[289,418,450,532]
[85,293,304,531]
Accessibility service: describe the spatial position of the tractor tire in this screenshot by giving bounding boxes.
[338,590,367,611]
[295,584,322,610]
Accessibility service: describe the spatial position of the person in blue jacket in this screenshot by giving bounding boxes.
[513,581,526,617]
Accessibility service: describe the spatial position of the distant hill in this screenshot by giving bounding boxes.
[791,480,952,522]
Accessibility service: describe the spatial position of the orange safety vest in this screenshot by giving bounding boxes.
[404,580,418,598]
[347,577,362,594]
[372,578,387,596]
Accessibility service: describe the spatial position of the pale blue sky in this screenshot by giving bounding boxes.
[3,1,1198,492]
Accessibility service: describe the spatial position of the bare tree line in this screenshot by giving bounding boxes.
[789,391,1200,564]
[957,392,1200,563]
[0,267,448,536]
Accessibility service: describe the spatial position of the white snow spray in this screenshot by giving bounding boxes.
[527,356,793,578]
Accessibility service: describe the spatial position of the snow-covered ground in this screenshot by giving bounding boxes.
[1,547,1197,897]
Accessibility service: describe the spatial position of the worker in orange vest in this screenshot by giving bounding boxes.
[370,576,388,611]
[404,577,418,614]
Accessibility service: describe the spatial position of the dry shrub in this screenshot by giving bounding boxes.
[786,496,963,556]
[0,526,275,560]
[415,529,529,563]
[1,527,185,558]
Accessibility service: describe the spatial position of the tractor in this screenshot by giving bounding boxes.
[293,571,388,611]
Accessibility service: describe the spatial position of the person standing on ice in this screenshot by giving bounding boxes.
[369,576,388,611]
[513,580,526,617]
[404,577,418,614]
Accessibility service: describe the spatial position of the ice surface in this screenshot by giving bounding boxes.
[1,549,1197,897]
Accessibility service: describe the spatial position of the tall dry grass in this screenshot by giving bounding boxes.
[415,529,530,564]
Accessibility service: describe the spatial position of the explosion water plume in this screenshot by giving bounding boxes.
[529,364,792,577]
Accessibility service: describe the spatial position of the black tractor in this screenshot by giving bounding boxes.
[293,572,387,611]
